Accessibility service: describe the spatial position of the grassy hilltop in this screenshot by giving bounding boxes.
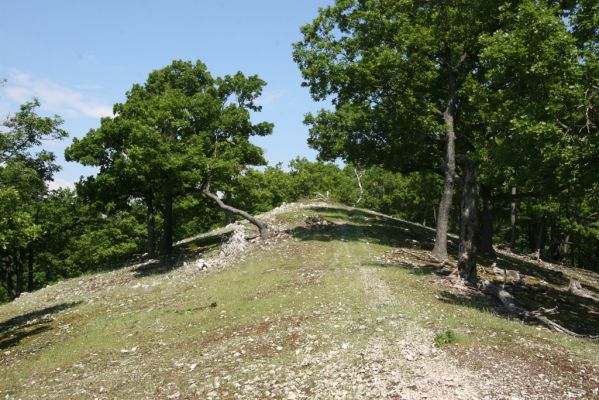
[1,202,598,399]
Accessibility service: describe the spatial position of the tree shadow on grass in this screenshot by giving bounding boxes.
[508,283,599,336]
[364,259,449,277]
[0,325,52,350]
[437,284,599,336]
[287,206,455,253]
[494,253,570,287]
[437,290,507,315]
[132,232,228,278]
[0,301,81,349]
[290,222,435,252]
[0,302,81,332]
[368,251,599,336]
[308,206,441,240]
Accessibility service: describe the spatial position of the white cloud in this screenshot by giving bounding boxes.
[47,178,75,191]
[74,83,103,90]
[257,89,287,107]
[2,69,112,119]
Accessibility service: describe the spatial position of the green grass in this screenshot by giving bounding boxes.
[1,202,598,399]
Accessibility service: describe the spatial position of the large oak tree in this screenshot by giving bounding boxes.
[66,60,273,256]
[294,0,587,281]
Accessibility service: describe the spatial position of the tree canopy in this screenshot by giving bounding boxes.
[0,99,67,299]
[66,60,273,255]
[293,0,596,280]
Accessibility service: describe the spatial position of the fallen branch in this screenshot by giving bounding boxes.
[479,280,599,340]
[410,250,598,339]
[491,263,521,283]
[567,279,599,302]
[314,192,330,201]
[201,185,270,240]
[395,248,449,267]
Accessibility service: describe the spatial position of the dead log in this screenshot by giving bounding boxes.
[480,280,599,340]
[396,248,452,268]
[491,263,521,282]
[567,279,599,302]
[433,247,597,338]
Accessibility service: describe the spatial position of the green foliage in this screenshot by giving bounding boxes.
[173,194,223,241]
[230,159,442,228]
[66,60,273,255]
[67,210,145,271]
[434,330,457,346]
[295,0,599,269]
[0,99,67,300]
[2,2,598,304]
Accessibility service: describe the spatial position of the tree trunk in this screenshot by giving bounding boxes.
[160,189,174,256]
[457,157,478,282]
[548,223,560,261]
[450,200,460,234]
[145,192,156,258]
[561,233,571,259]
[353,167,365,207]
[224,191,233,225]
[479,185,495,256]
[527,221,536,252]
[3,264,15,300]
[27,248,34,292]
[433,70,458,261]
[534,218,544,260]
[202,185,270,239]
[14,248,24,298]
[510,186,518,252]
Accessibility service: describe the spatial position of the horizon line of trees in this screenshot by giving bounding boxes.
[1,132,597,303]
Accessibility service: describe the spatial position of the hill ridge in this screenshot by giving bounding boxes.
[1,202,598,399]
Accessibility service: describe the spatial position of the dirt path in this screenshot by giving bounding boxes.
[297,231,500,399]
[352,265,503,400]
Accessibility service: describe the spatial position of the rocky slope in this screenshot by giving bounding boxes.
[1,202,598,399]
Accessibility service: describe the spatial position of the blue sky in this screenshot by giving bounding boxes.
[0,0,333,189]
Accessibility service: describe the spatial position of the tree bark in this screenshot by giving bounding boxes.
[534,218,544,260]
[145,192,156,258]
[14,248,24,298]
[479,185,495,256]
[433,69,458,261]
[510,186,518,252]
[224,191,233,225]
[561,233,571,260]
[202,185,270,239]
[27,248,34,292]
[548,223,560,261]
[450,200,460,234]
[3,263,15,300]
[160,189,174,256]
[353,167,365,207]
[457,156,478,282]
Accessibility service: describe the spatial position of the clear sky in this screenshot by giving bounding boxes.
[0,0,333,189]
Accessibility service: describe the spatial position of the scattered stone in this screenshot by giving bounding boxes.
[119,346,137,354]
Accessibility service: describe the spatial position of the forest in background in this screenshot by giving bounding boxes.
[1,0,598,302]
